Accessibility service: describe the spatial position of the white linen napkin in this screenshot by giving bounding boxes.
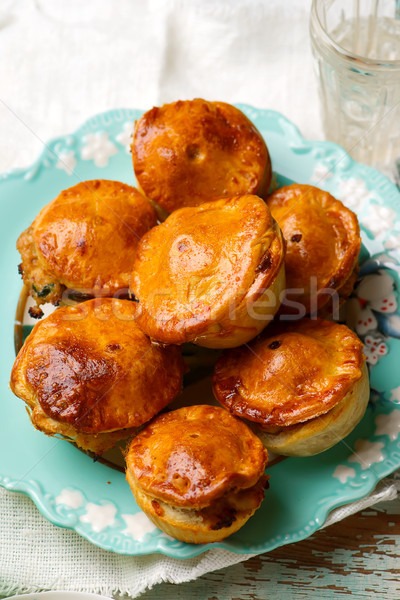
[0,0,398,596]
[0,480,398,598]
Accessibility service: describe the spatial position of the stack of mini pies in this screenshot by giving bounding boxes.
[10,99,368,543]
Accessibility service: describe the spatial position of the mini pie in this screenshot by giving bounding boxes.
[125,405,268,543]
[130,194,286,348]
[213,318,369,456]
[132,99,272,214]
[266,184,361,316]
[17,180,156,316]
[10,298,184,454]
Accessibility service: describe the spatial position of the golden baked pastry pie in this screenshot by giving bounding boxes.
[132,99,271,214]
[131,194,286,348]
[266,184,361,316]
[17,180,156,316]
[213,318,369,456]
[125,405,268,543]
[10,298,184,454]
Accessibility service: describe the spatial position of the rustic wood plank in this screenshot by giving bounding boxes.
[141,498,400,600]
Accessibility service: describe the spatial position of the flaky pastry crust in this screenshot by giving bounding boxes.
[10,298,184,453]
[131,194,285,348]
[127,469,267,544]
[213,318,365,428]
[132,99,271,213]
[125,405,267,509]
[125,405,268,543]
[17,180,156,308]
[266,184,361,315]
[256,362,369,456]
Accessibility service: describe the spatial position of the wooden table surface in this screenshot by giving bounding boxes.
[142,497,400,599]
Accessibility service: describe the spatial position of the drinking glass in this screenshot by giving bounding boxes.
[310,0,400,181]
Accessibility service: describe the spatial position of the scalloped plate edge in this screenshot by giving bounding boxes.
[1,106,399,559]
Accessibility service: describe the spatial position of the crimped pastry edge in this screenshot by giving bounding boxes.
[254,361,369,456]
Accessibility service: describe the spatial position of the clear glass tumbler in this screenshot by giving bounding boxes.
[310,0,400,179]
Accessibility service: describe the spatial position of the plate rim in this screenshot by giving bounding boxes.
[1,104,400,559]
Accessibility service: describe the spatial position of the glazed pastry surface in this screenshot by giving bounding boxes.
[266,184,361,314]
[256,362,369,456]
[131,194,285,347]
[17,180,156,307]
[10,298,184,436]
[213,318,364,427]
[126,405,267,509]
[132,99,271,213]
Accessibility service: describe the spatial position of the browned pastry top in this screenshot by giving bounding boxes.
[17,180,156,296]
[213,318,364,427]
[266,184,361,313]
[132,99,271,213]
[10,298,184,434]
[125,405,268,509]
[130,194,285,345]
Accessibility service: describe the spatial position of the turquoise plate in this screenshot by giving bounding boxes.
[1,106,400,559]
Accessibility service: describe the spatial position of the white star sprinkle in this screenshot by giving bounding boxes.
[348,440,385,470]
[375,410,400,441]
[56,151,77,175]
[337,177,372,211]
[384,234,400,251]
[81,132,117,167]
[55,488,84,509]
[116,121,134,153]
[333,465,356,483]
[121,512,157,539]
[362,204,396,237]
[390,386,400,403]
[309,164,333,185]
[80,502,117,532]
